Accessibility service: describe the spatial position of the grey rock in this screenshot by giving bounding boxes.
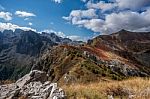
[0,70,66,99]
[16,70,48,88]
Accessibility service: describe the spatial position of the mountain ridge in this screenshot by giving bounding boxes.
[32,29,150,83]
[0,29,150,83]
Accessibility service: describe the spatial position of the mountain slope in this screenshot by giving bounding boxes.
[0,29,80,80]
[0,29,150,83]
[33,30,150,83]
[87,30,150,73]
[0,29,55,80]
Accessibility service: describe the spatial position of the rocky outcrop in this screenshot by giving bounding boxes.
[16,70,48,88]
[0,70,66,99]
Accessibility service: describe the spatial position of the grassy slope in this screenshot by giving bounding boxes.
[37,45,127,84]
[62,77,150,99]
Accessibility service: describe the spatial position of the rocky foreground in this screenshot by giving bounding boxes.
[0,70,66,99]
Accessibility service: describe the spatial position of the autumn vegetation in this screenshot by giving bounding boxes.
[62,77,150,99]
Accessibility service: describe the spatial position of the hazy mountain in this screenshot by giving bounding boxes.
[41,32,84,46]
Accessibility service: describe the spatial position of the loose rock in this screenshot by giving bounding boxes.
[0,70,66,99]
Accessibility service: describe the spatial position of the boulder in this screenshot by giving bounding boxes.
[16,70,48,88]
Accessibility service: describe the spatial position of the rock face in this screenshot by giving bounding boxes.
[0,29,83,80]
[0,29,57,80]
[0,70,66,99]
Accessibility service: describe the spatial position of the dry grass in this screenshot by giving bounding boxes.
[62,77,150,99]
[0,80,15,85]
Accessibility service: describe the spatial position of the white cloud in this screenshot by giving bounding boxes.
[41,29,66,38]
[15,11,36,18]
[28,22,32,26]
[41,29,82,41]
[71,19,105,33]
[67,35,81,41]
[116,0,150,10]
[62,16,70,21]
[70,9,97,19]
[86,0,150,11]
[84,19,105,32]
[64,7,150,34]
[87,1,117,12]
[0,22,36,32]
[63,0,150,35]
[63,9,97,20]
[52,0,62,3]
[56,31,66,38]
[63,9,98,26]
[102,10,150,34]
[0,12,12,21]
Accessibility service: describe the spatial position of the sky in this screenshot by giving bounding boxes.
[0,0,150,41]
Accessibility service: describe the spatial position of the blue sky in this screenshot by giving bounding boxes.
[0,0,150,41]
[0,0,96,41]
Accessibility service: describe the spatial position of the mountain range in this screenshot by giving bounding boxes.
[0,29,82,80]
[0,29,150,83]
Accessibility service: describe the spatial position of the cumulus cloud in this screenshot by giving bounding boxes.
[72,19,105,33]
[0,22,36,32]
[87,1,117,12]
[62,9,98,25]
[15,11,36,18]
[0,12,12,21]
[63,9,97,20]
[86,0,150,10]
[100,10,150,34]
[116,0,150,10]
[64,8,150,34]
[63,0,150,34]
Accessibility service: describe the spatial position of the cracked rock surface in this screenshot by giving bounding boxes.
[0,70,66,99]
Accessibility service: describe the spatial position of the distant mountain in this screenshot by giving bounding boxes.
[41,32,84,46]
[0,29,82,80]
